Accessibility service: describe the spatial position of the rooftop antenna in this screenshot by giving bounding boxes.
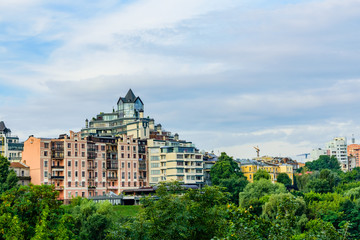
[352,134,355,144]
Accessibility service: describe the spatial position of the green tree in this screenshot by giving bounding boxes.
[277,173,292,187]
[239,179,286,215]
[292,219,341,240]
[253,169,271,181]
[262,193,308,235]
[210,152,242,185]
[305,155,341,171]
[305,169,340,193]
[0,155,18,194]
[218,175,248,204]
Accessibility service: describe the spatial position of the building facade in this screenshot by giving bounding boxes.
[0,121,23,161]
[10,161,31,185]
[347,144,360,168]
[147,138,204,187]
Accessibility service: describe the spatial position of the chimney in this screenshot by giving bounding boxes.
[86,119,89,128]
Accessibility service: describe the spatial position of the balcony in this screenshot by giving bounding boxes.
[107,165,118,170]
[107,176,118,180]
[88,177,96,181]
[51,153,64,159]
[88,186,96,190]
[55,186,64,190]
[50,176,64,180]
[107,186,118,190]
[52,165,64,169]
[87,154,96,160]
[87,166,97,170]
[18,176,31,181]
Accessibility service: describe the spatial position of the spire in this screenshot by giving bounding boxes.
[124,89,136,102]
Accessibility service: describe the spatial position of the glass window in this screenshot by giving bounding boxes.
[68,171,71,177]
[44,161,48,167]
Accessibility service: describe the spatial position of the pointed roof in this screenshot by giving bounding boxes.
[0,121,11,134]
[117,89,142,105]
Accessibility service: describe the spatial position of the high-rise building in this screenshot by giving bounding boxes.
[347,143,360,169]
[81,89,154,139]
[0,121,23,161]
[326,137,348,170]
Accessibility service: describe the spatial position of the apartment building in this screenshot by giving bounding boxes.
[0,121,23,161]
[81,89,155,139]
[147,138,204,187]
[22,131,108,200]
[326,137,348,169]
[347,144,360,168]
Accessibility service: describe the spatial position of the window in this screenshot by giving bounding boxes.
[75,182,78,187]
[75,192,78,197]
[103,191,106,196]
[121,162,124,168]
[177,169,184,173]
[121,146,124,150]
[82,152,85,157]
[68,161,71,167]
[151,163,159,168]
[122,172,125,179]
[68,171,71,177]
[44,171,48,178]
[82,161,85,167]
[121,153,124,158]
[75,161,78,167]
[75,171,78,177]
[134,163,136,168]
[44,151,48,156]
[102,162,105,168]
[68,143,71,148]
[68,192,71,198]
[128,172,131,179]
[133,146,136,151]
[134,172,137,179]
[150,156,159,161]
[95,172,98,178]
[128,162,130,168]
[128,182,130,187]
[75,152,78,157]
[101,146,105,151]
[82,192,85,197]
[68,182,71,187]
[151,170,160,175]
[44,161,48,167]
[82,181,85,187]
[122,182,125,187]
[44,143,49,148]
[103,182,105,187]
[128,154,130,158]
[133,154,136,158]
[103,172,105,177]
[68,151,71,157]
[82,171,85,177]
[82,144,85,149]
[127,146,130,151]
[75,143,78,149]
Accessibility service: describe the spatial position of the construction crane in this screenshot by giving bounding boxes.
[253,146,260,158]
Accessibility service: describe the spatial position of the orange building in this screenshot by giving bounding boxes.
[347,144,360,168]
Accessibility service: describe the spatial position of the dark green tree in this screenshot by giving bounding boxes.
[253,169,271,181]
[0,154,18,194]
[218,175,248,204]
[277,173,292,187]
[305,155,341,171]
[210,152,243,185]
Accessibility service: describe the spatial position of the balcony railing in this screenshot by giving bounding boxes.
[51,154,64,159]
[88,186,96,190]
[88,177,96,181]
[107,165,118,170]
[18,176,31,181]
[87,166,97,170]
[107,186,118,189]
[50,176,64,180]
[52,165,64,169]
[55,186,64,190]
[107,176,118,180]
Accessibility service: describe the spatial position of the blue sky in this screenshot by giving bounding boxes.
[1,0,360,159]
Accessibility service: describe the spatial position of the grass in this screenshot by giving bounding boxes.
[112,205,142,217]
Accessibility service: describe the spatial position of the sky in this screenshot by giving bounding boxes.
[1,0,360,160]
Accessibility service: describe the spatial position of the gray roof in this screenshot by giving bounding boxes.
[0,121,11,133]
[117,89,141,104]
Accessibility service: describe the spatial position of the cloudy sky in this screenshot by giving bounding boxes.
[1,0,360,160]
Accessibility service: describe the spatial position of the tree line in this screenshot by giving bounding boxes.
[1,153,360,239]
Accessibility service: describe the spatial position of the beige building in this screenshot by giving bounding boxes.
[10,161,31,185]
[147,138,203,187]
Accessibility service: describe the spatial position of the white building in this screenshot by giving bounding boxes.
[0,121,23,161]
[310,148,328,161]
[326,137,348,167]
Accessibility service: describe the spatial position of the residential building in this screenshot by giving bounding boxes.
[237,159,294,184]
[10,161,31,185]
[310,148,327,161]
[147,138,204,187]
[326,137,348,169]
[22,131,108,200]
[203,152,219,186]
[347,144,360,168]
[81,89,155,139]
[0,121,23,161]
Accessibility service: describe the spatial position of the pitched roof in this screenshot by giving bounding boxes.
[117,89,142,105]
[0,121,11,133]
[10,162,29,168]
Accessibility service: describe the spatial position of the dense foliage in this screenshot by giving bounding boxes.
[1,153,360,239]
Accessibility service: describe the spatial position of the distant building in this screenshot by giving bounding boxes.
[203,152,219,186]
[81,89,154,139]
[347,144,360,168]
[310,148,327,161]
[237,159,294,184]
[0,121,23,161]
[10,161,31,185]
